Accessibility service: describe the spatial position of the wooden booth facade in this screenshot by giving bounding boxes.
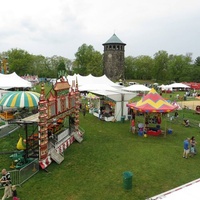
[24,77,83,169]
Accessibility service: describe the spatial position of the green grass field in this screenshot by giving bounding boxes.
[0,106,200,200]
[0,83,199,199]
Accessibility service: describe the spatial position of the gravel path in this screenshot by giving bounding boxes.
[178,100,200,110]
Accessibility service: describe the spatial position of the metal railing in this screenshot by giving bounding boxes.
[0,159,39,189]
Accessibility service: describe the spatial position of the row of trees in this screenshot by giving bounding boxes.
[0,45,200,83]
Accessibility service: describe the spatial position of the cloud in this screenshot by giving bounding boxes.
[0,0,200,60]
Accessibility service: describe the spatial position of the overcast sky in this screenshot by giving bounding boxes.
[1,0,200,61]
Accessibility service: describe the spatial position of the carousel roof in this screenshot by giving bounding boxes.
[127,88,178,113]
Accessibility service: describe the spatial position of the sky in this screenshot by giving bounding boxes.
[1,0,200,61]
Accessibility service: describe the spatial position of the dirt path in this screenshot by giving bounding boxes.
[178,100,200,110]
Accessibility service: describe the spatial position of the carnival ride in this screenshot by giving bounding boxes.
[2,77,83,170]
[127,88,178,137]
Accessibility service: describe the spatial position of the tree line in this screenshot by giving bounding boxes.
[0,44,200,83]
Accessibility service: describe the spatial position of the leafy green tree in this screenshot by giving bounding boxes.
[7,48,34,76]
[124,56,136,79]
[57,60,67,78]
[194,56,200,66]
[168,54,192,82]
[134,55,154,80]
[73,44,103,76]
[190,56,200,82]
[153,51,169,82]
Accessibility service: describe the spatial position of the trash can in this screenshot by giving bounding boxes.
[123,171,133,190]
[184,96,187,101]
[121,116,125,123]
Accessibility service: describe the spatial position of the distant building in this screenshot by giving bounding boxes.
[102,34,126,81]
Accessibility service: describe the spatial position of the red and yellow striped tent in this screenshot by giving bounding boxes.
[127,88,178,113]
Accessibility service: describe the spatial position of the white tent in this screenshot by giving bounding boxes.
[67,74,122,88]
[147,178,200,200]
[168,83,190,89]
[90,90,137,121]
[67,74,136,121]
[0,72,32,89]
[122,84,150,92]
[79,84,118,92]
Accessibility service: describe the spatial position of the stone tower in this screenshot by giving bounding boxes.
[102,33,126,81]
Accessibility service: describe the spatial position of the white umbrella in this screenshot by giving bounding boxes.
[122,84,151,92]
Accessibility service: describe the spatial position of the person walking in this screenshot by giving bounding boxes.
[183,138,190,159]
[1,168,12,200]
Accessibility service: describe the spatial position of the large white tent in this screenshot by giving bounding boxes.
[79,84,118,92]
[122,84,151,92]
[67,74,136,121]
[167,83,190,89]
[89,90,136,121]
[0,72,32,89]
[67,74,122,88]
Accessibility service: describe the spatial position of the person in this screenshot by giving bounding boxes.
[183,138,190,159]
[12,185,20,200]
[98,108,102,120]
[82,105,86,117]
[183,119,190,127]
[1,168,12,200]
[174,111,179,118]
[130,119,135,134]
[190,136,197,156]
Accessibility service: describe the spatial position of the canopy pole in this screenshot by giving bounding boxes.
[164,115,166,138]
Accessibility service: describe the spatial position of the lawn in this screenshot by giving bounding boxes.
[0,106,200,200]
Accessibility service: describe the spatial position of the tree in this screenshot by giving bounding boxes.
[6,48,34,75]
[153,51,169,82]
[134,55,154,80]
[73,44,103,76]
[124,56,136,79]
[194,56,200,66]
[168,54,192,82]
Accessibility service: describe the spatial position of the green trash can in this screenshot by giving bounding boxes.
[121,116,125,123]
[123,171,133,190]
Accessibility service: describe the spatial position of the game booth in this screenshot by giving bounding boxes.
[127,88,178,136]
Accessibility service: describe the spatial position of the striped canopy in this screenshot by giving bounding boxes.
[127,88,178,113]
[0,91,40,108]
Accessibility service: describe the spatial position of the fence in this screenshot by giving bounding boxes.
[0,159,39,189]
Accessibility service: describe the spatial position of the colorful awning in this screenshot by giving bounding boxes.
[0,91,40,108]
[127,88,178,113]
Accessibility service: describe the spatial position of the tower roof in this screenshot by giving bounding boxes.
[103,33,126,45]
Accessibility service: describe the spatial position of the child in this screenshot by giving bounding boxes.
[12,185,20,200]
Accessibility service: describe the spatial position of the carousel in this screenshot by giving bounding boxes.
[0,77,83,169]
[127,88,178,136]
